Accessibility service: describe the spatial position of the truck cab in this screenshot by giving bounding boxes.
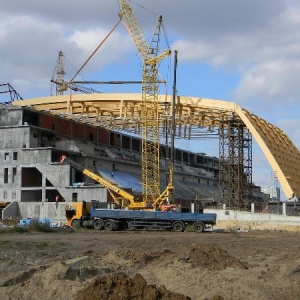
[65,201,92,228]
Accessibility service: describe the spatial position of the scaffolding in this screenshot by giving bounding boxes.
[219,116,252,209]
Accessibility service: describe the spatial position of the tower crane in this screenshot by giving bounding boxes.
[51,51,102,95]
[52,51,65,96]
[119,0,172,206]
[54,2,173,210]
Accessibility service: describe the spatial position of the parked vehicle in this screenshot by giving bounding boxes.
[65,201,217,232]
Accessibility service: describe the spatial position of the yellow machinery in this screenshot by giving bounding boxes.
[62,1,174,212]
[119,0,172,205]
[60,155,172,210]
[65,201,91,227]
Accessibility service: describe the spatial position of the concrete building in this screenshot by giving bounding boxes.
[262,187,280,201]
[0,105,231,219]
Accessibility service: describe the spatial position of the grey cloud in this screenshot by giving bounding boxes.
[1,0,300,106]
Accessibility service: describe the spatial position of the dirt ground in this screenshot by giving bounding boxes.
[0,223,300,300]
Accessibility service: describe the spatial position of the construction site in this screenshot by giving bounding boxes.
[0,1,299,221]
[0,1,300,299]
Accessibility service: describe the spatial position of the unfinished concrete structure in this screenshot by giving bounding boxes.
[0,104,226,219]
[0,106,108,204]
[2,89,295,219]
[12,93,300,203]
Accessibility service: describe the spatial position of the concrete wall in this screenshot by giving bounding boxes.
[64,186,107,202]
[3,197,108,223]
[4,202,300,226]
[0,108,23,127]
[2,201,19,219]
[0,147,53,202]
[0,126,30,149]
[21,148,52,164]
[3,201,73,223]
[204,208,300,226]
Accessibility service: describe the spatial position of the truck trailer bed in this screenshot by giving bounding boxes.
[92,209,217,225]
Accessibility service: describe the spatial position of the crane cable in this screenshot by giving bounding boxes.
[129,0,157,16]
[70,18,122,82]
[126,0,170,50]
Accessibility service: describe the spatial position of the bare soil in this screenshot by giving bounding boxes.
[0,226,300,300]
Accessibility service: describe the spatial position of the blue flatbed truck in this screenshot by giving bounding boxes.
[90,208,217,232]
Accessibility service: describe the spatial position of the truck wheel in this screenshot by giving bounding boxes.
[127,221,135,230]
[104,220,115,231]
[71,219,80,229]
[194,222,205,232]
[93,219,102,230]
[173,221,184,232]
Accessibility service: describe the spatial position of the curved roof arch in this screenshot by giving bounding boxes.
[13,93,300,199]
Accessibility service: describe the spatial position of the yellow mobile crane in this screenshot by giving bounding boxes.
[60,155,173,210]
[61,155,145,209]
[61,155,177,227]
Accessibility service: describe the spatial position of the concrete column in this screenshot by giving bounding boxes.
[222,203,226,210]
[42,169,46,202]
[251,202,255,213]
[71,168,76,185]
[40,201,46,219]
[191,202,195,213]
[282,202,286,216]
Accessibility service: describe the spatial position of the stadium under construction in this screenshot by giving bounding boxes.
[1,0,300,220]
[0,80,299,221]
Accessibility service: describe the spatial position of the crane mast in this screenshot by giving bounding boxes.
[54,51,66,96]
[119,0,171,204]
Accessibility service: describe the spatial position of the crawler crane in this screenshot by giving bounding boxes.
[119,0,173,206]
[61,1,174,214]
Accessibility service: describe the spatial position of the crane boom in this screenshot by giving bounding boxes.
[119,0,149,60]
[60,155,152,209]
[51,79,102,94]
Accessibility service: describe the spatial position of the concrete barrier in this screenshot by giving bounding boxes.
[3,201,70,223]
[204,208,300,226]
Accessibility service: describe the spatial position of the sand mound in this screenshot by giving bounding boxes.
[178,244,248,270]
[75,273,191,300]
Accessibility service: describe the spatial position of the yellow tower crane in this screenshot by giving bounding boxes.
[119,0,171,206]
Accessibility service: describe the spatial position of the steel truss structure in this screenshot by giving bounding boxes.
[219,116,252,209]
[0,83,23,102]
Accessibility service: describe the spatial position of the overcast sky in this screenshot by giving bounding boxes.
[1,0,299,197]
